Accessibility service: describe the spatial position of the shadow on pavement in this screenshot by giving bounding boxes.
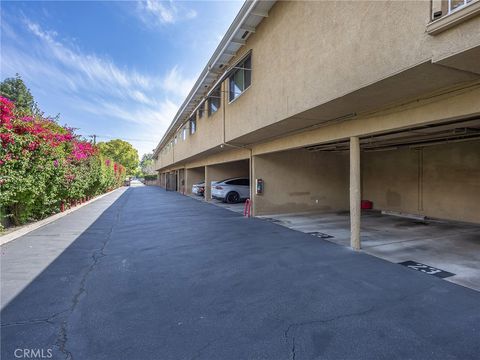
[1,186,480,360]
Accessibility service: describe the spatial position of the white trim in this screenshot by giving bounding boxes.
[228,83,252,105]
[448,0,472,14]
[427,0,480,34]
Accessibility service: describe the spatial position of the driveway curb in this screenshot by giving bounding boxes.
[0,187,124,246]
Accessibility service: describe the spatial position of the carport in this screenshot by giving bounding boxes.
[204,159,250,202]
[185,166,205,196]
[165,171,177,192]
[176,168,186,194]
[304,117,480,225]
[252,149,349,214]
[253,118,480,290]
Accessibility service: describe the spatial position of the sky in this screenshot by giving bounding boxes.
[0,0,243,156]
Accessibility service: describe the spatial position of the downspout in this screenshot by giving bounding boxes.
[223,82,226,144]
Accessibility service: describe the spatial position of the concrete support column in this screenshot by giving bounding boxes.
[178,169,185,194]
[183,168,188,195]
[250,155,256,217]
[350,136,361,250]
[176,170,180,192]
[204,166,212,201]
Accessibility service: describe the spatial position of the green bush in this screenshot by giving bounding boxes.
[1,96,126,227]
[143,174,158,181]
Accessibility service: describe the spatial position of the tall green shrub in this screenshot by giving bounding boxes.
[1,96,126,227]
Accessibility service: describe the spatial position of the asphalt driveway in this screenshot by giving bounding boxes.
[1,186,479,360]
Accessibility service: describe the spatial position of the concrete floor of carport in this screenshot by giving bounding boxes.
[184,188,480,291]
[257,210,480,291]
[187,194,246,214]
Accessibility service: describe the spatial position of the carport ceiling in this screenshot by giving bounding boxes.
[306,117,480,152]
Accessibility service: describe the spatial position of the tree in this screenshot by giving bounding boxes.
[139,152,156,176]
[0,74,35,115]
[97,139,139,175]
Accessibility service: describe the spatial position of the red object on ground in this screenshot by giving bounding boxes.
[60,202,65,212]
[244,199,251,217]
[361,200,373,210]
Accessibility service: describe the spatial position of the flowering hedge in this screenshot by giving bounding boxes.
[0,97,125,227]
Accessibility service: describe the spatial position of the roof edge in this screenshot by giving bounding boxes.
[154,0,274,157]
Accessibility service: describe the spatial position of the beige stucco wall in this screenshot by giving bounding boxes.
[251,85,480,155]
[155,1,480,172]
[224,0,480,143]
[363,140,480,223]
[173,83,226,164]
[186,147,251,168]
[153,1,480,224]
[253,149,349,215]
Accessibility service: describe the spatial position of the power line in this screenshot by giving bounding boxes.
[83,134,157,143]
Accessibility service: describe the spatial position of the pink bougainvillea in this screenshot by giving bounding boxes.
[1,96,127,226]
[71,141,96,161]
[0,97,14,129]
[1,132,14,148]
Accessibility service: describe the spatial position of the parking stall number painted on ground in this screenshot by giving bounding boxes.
[399,261,455,278]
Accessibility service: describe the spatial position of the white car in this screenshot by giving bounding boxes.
[192,181,205,196]
[211,177,250,203]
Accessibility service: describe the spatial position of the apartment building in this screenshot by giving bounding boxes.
[153,0,480,250]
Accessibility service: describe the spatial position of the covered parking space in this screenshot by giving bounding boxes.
[204,159,250,203]
[176,168,186,194]
[252,149,349,214]
[253,117,480,290]
[164,171,177,192]
[185,166,205,196]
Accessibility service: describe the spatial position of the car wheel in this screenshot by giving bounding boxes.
[225,191,240,204]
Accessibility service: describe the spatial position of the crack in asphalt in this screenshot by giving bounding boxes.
[189,339,218,360]
[53,189,131,360]
[284,305,375,360]
[283,285,437,360]
[0,309,69,328]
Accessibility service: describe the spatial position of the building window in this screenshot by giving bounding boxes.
[174,136,178,144]
[208,86,221,116]
[190,117,196,135]
[198,103,205,118]
[229,54,251,102]
[449,0,473,13]
[182,127,187,141]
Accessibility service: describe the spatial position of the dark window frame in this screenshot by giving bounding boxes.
[189,117,196,135]
[208,86,221,116]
